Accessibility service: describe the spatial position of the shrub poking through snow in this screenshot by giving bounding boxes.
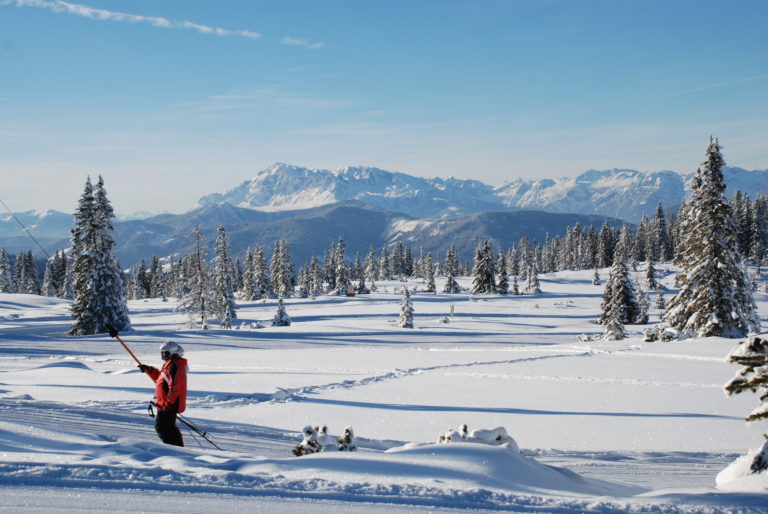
[725,336,768,473]
[437,425,519,451]
[336,426,357,451]
[272,298,291,327]
[292,425,322,456]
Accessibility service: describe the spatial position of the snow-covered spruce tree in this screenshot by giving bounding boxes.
[212,226,237,328]
[598,257,640,325]
[333,237,349,295]
[271,298,291,326]
[443,245,461,293]
[240,248,257,301]
[510,274,520,295]
[364,245,378,283]
[378,246,390,281]
[655,287,666,310]
[0,247,13,293]
[663,138,760,338]
[41,260,57,297]
[523,260,541,294]
[472,240,496,294]
[69,177,130,335]
[724,336,768,473]
[592,268,601,286]
[309,256,323,297]
[603,288,626,341]
[253,246,271,299]
[270,240,294,298]
[645,260,659,290]
[178,225,215,329]
[424,253,436,293]
[496,251,509,295]
[399,288,414,328]
[635,286,650,325]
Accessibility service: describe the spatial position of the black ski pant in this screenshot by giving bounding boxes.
[155,406,184,447]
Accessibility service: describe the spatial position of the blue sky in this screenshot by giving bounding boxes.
[1,0,766,214]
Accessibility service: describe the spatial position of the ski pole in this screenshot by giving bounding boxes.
[107,327,143,366]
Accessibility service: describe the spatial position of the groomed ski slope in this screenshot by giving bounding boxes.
[1,267,767,512]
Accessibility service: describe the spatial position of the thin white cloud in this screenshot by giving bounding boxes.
[675,74,768,96]
[2,0,264,40]
[281,36,324,49]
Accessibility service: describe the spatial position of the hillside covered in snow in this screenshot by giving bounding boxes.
[1,268,767,511]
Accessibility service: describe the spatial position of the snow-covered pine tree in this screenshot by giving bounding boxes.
[424,253,436,293]
[333,237,349,295]
[69,176,131,336]
[655,203,673,262]
[645,260,659,290]
[603,289,626,341]
[510,274,520,295]
[378,247,390,281]
[212,226,237,328]
[496,251,509,295]
[655,286,666,310]
[0,248,13,293]
[178,225,215,329]
[399,287,414,328]
[253,246,271,299]
[271,298,291,326]
[635,286,650,325]
[364,245,378,283]
[240,248,257,300]
[41,260,57,297]
[597,222,614,268]
[443,245,461,293]
[309,256,323,297]
[270,240,294,298]
[523,260,541,294]
[471,240,496,294]
[592,268,601,286]
[599,257,640,325]
[663,138,760,338]
[724,336,768,473]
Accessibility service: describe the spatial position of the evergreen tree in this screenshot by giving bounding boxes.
[0,248,13,293]
[724,336,768,473]
[41,260,57,297]
[664,138,760,337]
[309,256,323,297]
[333,237,349,295]
[655,203,673,262]
[523,260,541,294]
[510,274,520,295]
[271,298,291,326]
[471,240,496,294]
[399,288,414,328]
[270,240,294,298]
[645,260,659,290]
[592,268,601,286]
[178,225,215,329]
[599,257,640,325]
[496,251,509,295]
[253,246,271,299]
[212,226,237,328]
[655,286,666,310]
[378,247,390,281]
[297,264,310,298]
[603,290,626,341]
[364,245,378,282]
[424,253,436,293]
[635,286,650,325]
[443,245,461,293]
[69,177,130,335]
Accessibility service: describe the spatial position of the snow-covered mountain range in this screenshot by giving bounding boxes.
[198,163,768,222]
[2,163,766,266]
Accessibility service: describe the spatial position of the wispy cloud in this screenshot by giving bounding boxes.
[280,36,324,49]
[172,86,358,112]
[674,74,768,96]
[2,0,265,40]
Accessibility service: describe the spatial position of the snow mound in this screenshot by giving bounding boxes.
[385,442,641,496]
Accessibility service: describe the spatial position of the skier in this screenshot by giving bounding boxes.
[138,341,188,446]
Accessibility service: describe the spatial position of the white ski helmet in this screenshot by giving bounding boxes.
[160,341,184,359]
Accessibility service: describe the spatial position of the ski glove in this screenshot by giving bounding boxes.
[138,364,150,373]
[108,327,118,338]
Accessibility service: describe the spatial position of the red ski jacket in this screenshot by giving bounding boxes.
[144,357,188,413]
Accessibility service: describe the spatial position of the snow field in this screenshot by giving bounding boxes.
[1,268,767,511]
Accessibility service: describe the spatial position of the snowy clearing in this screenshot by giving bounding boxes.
[1,269,767,512]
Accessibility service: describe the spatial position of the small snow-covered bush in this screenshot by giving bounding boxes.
[292,425,322,456]
[336,426,357,451]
